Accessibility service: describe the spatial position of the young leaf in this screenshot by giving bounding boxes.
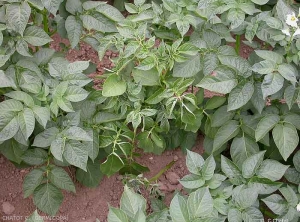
[201,156,216,180]
[257,160,289,181]
[173,54,201,77]
[213,120,240,152]
[33,183,63,216]
[230,136,259,168]
[6,2,31,35]
[76,160,103,187]
[228,82,254,111]
[187,187,213,218]
[65,16,83,49]
[170,194,189,222]
[23,168,45,198]
[48,167,76,193]
[63,141,88,171]
[272,123,299,161]
[103,74,127,97]
[120,186,146,219]
[241,151,265,179]
[18,108,35,140]
[180,174,205,189]
[24,26,52,46]
[255,114,280,142]
[65,126,92,141]
[100,154,124,176]
[26,210,44,222]
[108,207,129,222]
[41,0,64,15]
[186,150,204,175]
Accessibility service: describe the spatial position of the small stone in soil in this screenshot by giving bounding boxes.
[158,182,168,191]
[2,202,15,215]
[166,172,180,185]
[173,155,178,161]
[117,175,123,181]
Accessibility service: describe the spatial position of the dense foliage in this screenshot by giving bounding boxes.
[0,0,300,220]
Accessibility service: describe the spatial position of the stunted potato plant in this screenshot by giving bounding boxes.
[0,0,300,219]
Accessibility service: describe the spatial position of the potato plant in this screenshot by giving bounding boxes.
[0,0,300,219]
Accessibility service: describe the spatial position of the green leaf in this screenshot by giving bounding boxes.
[33,183,63,216]
[22,148,48,166]
[261,73,284,99]
[120,185,146,219]
[180,174,205,189]
[49,167,75,193]
[41,0,64,15]
[108,207,129,222]
[83,129,99,161]
[255,50,283,64]
[202,156,216,180]
[242,207,264,221]
[81,14,116,32]
[221,155,243,184]
[262,194,288,215]
[187,187,213,218]
[272,123,299,161]
[230,136,259,168]
[186,150,204,175]
[67,60,89,74]
[18,108,35,140]
[251,0,269,5]
[6,1,31,35]
[76,160,103,187]
[218,55,251,78]
[228,82,254,111]
[5,91,34,107]
[63,141,88,171]
[26,210,44,222]
[50,138,65,162]
[33,127,59,148]
[0,70,15,87]
[0,139,27,164]
[0,99,23,112]
[211,105,235,128]
[132,68,160,86]
[16,39,32,57]
[173,54,201,77]
[213,120,240,152]
[65,126,92,141]
[65,86,89,102]
[101,154,124,176]
[242,151,265,179]
[65,16,83,49]
[278,64,297,83]
[23,168,45,198]
[235,188,258,209]
[24,26,52,46]
[227,8,245,29]
[280,185,298,206]
[284,85,298,110]
[0,112,19,141]
[205,96,226,110]
[203,53,218,76]
[228,208,243,222]
[197,67,238,94]
[32,106,50,128]
[257,159,289,181]
[66,0,82,14]
[170,194,189,222]
[251,83,265,114]
[255,114,280,141]
[252,60,276,74]
[293,151,300,172]
[103,74,127,97]
[95,4,125,22]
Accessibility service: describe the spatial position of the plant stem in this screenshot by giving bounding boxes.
[235,35,241,54]
[148,160,175,182]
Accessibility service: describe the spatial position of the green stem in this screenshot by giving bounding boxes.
[235,35,241,55]
[148,161,175,182]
